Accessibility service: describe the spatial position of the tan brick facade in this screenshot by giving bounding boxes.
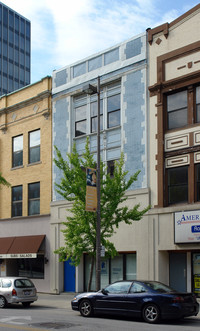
[0,76,52,219]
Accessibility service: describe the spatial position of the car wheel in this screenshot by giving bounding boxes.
[142,303,160,323]
[22,302,31,308]
[0,296,7,308]
[79,299,93,317]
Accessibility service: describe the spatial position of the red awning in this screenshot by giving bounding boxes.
[0,235,45,254]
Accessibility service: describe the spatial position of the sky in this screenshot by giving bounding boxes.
[2,0,200,84]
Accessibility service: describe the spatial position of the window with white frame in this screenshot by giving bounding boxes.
[74,81,121,137]
[29,129,40,164]
[12,135,23,167]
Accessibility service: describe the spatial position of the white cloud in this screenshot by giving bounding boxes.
[2,0,200,81]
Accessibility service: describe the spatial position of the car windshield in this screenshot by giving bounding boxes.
[14,279,34,288]
[144,281,175,293]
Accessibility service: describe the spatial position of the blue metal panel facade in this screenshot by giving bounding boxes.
[52,33,148,201]
[123,70,146,189]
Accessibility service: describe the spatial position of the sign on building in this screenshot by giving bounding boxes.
[175,210,200,243]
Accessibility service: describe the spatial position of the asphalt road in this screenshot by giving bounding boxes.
[0,293,199,331]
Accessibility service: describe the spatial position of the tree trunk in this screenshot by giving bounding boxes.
[87,254,95,292]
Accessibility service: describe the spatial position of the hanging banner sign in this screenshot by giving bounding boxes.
[86,168,97,212]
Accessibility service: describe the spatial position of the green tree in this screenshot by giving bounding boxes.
[0,172,10,187]
[54,139,150,291]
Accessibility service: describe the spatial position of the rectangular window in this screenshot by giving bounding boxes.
[29,129,40,163]
[17,256,44,279]
[75,104,87,137]
[107,160,115,178]
[196,164,200,201]
[168,166,188,204]
[12,135,23,167]
[28,182,40,215]
[12,185,22,217]
[167,91,187,130]
[84,253,136,291]
[90,100,103,133]
[196,86,200,123]
[107,94,120,128]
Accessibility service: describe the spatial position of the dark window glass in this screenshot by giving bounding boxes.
[20,18,25,35]
[3,26,7,41]
[91,100,103,133]
[14,48,19,63]
[8,78,13,92]
[15,15,19,32]
[29,129,40,163]
[196,86,200,123]
[9,11,14,28]
[3,7,8,25]
[167,91,187,129]
[8,45,14,61]
[17,256,44,279]
[8,29,14,44]
[168,166,188,204]
[28,182,40,215]
[107,94,120,128]
[14,32,19,47]
[12,185,22,217]
[12,135,23,167]
[107,160,115,178]
[75,104,87,137]
[25,21,30,36]
[196,164,200,201]
[20,35,25,50]
[3,41,7,57]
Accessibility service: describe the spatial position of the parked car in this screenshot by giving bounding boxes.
[71,280,199,323]
[0,277,38,308]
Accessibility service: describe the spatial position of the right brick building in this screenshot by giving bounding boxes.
[148,4,200,296]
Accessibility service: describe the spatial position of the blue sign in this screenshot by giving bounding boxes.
[192,225,200,233]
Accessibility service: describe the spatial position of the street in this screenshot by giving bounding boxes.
[0,293,199,331]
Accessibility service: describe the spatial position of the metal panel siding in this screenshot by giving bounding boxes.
[53,97,69,201]
[88,55,102,72]
[73,62,86,78]
[125,38,142,59]
[55,69,67,87]
[123,70,146,190]
[104,48,119,65]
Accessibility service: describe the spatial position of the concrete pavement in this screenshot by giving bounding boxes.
[37,292,75,309]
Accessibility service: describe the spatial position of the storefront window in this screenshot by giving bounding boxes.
[17,256,44,279]
[126,254,136,280]
[84,253,136,291]
[111,255,123,283]
[193,253,200,297]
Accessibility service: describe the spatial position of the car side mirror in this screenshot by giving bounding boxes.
[102,288,108,295]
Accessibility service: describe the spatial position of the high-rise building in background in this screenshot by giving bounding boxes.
[0,2,30,96]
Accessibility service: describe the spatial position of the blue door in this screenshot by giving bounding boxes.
[64,260,75,292]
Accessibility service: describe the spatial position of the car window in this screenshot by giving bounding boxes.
[1,279,12,288]
[14,279,34,288]
[105,281,132,294]
[145,281,174,293]
[130,283,146,293]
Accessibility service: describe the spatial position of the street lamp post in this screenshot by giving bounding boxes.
[82,77,101,291]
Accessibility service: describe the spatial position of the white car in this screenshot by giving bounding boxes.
[0,277,38,308]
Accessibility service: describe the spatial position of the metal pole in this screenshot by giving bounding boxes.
[96,76,101,291]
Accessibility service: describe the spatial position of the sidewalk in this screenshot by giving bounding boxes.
[37,292,75,309]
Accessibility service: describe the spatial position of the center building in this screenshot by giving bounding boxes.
[50,33,150,293]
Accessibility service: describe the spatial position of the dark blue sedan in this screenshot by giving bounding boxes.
[71,280,199,323]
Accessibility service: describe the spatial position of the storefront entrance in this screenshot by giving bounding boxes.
[169,252,187,292]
